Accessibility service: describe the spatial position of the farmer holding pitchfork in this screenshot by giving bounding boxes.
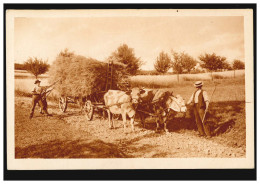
[187,81,211,137]
[29,79,57,119]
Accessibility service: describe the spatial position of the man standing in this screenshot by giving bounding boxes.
[187,81,211,137]
[29,79,53,119]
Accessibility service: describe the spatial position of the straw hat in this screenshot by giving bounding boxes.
[194,81,203,88]
[34,79,41,84]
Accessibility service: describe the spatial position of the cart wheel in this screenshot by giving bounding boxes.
[84,100,94,121]
[59,97,67,113]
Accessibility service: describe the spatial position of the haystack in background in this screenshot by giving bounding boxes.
[48,50,126,97]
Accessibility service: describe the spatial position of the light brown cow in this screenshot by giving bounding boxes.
[104,88,144,133]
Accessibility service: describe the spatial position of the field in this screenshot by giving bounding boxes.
[131,70,245,88]
[14,70,246,158]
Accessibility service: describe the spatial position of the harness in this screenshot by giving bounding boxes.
[135,109,158,117]
[105,92,185,117]
[136,95,183,117]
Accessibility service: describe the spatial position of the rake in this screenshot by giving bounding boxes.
[201,81,219,124]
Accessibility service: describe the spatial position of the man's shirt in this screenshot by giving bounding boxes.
[32,85,45,95]
[187,89,209,104]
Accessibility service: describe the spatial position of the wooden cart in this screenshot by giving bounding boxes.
[58,61,130,121]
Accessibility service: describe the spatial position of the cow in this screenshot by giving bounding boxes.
[104,88,145,133]
[136,89,187,132]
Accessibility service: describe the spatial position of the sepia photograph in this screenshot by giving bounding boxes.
[5,5,255,175]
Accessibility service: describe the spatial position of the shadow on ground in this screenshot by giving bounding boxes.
[16,139,128,158]
[15,132,164,158]
[135,101,244,137]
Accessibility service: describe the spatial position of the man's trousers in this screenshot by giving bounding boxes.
[193,104,211,136]
[30,94,48,118]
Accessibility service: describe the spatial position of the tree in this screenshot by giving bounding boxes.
[232,59,245,70]
[172,52,183,82]
[154,51,171,74]
[108,44,143,75]
[24,57,50,79]
[199,53,227,80]
[171,51,197,82]
[180,53,197,73]
[221,60,232,70]
[232,59,245,78]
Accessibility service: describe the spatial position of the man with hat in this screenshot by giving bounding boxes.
[187,81,211,137]
[29,79,53,119]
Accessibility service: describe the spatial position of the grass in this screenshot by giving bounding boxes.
[130,70,245,88]
[15,89,32,98]
[167,100,246,149]
[130,76,245,103]
[209,101,246,148]
[167,77,245,102]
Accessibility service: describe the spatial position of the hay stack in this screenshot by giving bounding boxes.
[49,52,125,97]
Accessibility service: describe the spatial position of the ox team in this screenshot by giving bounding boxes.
[30,79,211,137]
[104,81,211,137]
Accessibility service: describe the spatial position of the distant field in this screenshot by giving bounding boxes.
[15,70,49,79]
[131,70,245,88]
[165,77,245,103]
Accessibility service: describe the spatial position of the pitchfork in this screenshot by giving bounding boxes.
[202,81,219,124]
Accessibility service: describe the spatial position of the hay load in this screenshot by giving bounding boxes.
[49,50,126,97]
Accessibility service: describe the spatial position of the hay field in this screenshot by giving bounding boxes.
[131,70,245,88]
[130,70,245,103]
[165,77,245,103]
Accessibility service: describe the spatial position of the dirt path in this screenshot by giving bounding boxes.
[15,97,246,158]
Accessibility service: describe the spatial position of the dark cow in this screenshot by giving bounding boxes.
[137,89,187,132]
[104,88,145,133]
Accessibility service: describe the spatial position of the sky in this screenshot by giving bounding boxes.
[14,16,244,70]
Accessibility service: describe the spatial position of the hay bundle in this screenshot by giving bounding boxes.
[49,51,125,97]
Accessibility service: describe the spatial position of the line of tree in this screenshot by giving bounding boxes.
[16,44,143,79]
[154,51,245,81]
[17,44,245,80]
[154,51,198,81]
